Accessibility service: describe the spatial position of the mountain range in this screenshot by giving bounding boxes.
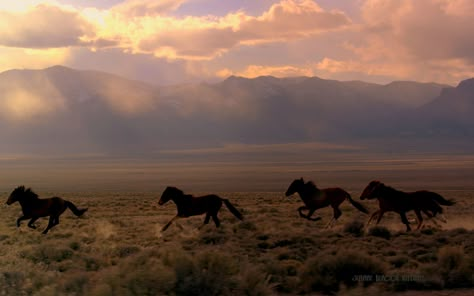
[1,65,473,155]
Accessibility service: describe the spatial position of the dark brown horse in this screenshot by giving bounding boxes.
[285,178,369,227]
[6,186,88,234]
[360,181,455,231]
[158,186,243,231]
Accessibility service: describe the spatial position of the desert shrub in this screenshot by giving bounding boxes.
[199,229,228,245]
[343,220,365,237]
[69,241,81,251]
[173,251,239,296]
[409,248,430,258]
[416,252,437,263]
[114,245,141,258]
[272,239,293,248]
[437,245,474,288]
[235,221,257,232]
[58,272,89,296]
[89,283,113,296]
[367,226,391,240]
[0,271,27,295]
[420,227,436,235]
[21,244,73,265]
[237,266,274,296]
[122,264,175,295]
[389,255,410,268]
[83,256,102,271]
[264,259,302,293]
[257,242,271,249]
[300,249,386,294]
[102,252,176,295]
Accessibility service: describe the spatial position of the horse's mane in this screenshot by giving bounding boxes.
[377,183,404,197]
[13,186,39,200]
[305,181,320,194]
[168,187,193,201]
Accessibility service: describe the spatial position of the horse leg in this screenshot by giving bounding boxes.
[437,214,448,223]
[367,210,379,227]
[399,212,411,232]
[306,208,322,221]
[415,210,423,230]
[212,214,221,228]
[162,215,179,232]
[325,218,335,228]
[42,216,57,234]
[325,207,342,228]
[375,211,385,225]
[27,217,39,229]
[16,215,30,227]
[298,206,308,218]
[199,213,211,230]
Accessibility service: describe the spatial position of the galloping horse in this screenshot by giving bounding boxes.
[285,178,369,227]
[360,180,455,231]
[6,186,88,234]
[158,186,243,231]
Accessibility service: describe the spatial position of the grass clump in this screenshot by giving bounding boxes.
[21,244,74,265]
[173,251,239,296]
[368,226,391,240]
[300,249,386,294]
[437,245,474,288]
[343,220,365,237]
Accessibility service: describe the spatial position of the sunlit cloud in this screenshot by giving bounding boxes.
[0,0,473,84]
[91,0,351,60]
[342,0,474,83]
[111,0,187,17]
[0,4,93,48]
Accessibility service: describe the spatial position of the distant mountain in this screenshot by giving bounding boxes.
[1,65,471,155]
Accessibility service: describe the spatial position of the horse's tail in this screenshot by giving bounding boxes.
[222,199,243,220]
[430,193,455,206]
[65,201,88,216]
[346,194,369,214]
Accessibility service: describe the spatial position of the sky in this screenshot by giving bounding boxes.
[1,0,474,85]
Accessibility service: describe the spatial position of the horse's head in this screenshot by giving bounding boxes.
[159,186,183,205]
[285,178,305,197]
[6,185,27,205]
[360,180,382,200]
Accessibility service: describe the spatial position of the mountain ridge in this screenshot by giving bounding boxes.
[0,65,472,155]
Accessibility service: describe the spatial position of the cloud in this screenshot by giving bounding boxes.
[112,0,187,17]
[239,0,351,44]
[100,0,351,60]
[0,4,94,48]
[340,0,474,83]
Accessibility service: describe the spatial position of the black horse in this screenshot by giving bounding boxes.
[158,186,243,231]
[285,178,369,227]
[6,186,88,234]
[360,180,455,231]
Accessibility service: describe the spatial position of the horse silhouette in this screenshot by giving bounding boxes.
[360,180,455,231]
[158,186,243,231]
[285,178,368,227]
[6,186,88,234]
